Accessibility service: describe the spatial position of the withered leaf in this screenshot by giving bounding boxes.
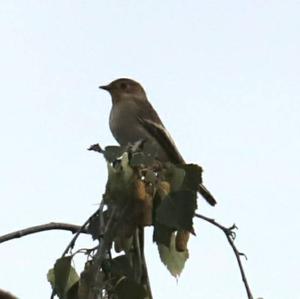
[178,164,203,191]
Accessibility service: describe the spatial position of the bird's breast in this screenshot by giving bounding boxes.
[109,101,170,162]
[109,102,147,146]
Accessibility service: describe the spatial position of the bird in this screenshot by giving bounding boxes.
[99,78,216,206]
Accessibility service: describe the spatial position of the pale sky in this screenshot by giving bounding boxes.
[0,1,299,299]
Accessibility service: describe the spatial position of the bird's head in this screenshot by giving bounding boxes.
[99,78,147,104]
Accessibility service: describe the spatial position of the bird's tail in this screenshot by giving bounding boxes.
[197,184,217,206]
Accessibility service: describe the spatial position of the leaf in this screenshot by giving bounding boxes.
[156,190,197,232]
[114,277,147,299]
[47,256,79,298]
[111,255,134,280]
[104,146,125,162]
[77,262,93,299]
[129,152,155,167]
[164,163,186,191]
[178,164,203,191]
[66,281,79,299]
[114,236,134,253]
[153,222,174,248]
[120,153,134,182]
[158,234,189,277]
[47,268,55,289]
[144,169,157,185]
[55,257,79,298]
[87,211,108,240]
[88,143,103,153]
[78,261,105,299]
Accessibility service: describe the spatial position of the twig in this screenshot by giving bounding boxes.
[93,207,117,266]
[0,223,87,244]
[50,209,100,299]
[61,209,99,257]
[138,228,153,299]
[133,229,143,282]
[88,206,118,299]
[194,213,254,299]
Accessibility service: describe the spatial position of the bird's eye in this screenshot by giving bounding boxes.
[120,83,128,89]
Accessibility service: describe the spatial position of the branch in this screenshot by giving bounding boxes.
[0,223,87,244]
[61,209,99,257]
[194,213,254,299]
[88,205,122,299]
[88,201,153,299]
[50,209,100,299]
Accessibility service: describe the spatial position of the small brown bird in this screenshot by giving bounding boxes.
[100,78,216,206]
[0,289,17,299]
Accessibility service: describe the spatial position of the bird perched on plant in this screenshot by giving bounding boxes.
[99,78,216,206]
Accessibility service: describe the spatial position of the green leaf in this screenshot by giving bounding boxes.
[114,277,147,299]
[153,222,174,248]
[156,190,197,232]
[66,281,79,299]
[77,262,93,299]
[104,146,125,162]
[164,163,186,191]
[47,256,79,298]
[158,234,189,278]
[129,152,155,167]
[78,261,105,299]
[111,255,134,279]
[47,268,55,289]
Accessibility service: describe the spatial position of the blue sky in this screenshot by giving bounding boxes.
[0,1,299,298]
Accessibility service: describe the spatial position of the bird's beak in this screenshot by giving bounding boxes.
[99,84,111,91]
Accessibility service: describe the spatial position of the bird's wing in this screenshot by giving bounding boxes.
[135,100,185,164]
[135,100,217,206]
[139,115,217,205]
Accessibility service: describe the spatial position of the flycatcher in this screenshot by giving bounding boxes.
[100,78,216,206]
